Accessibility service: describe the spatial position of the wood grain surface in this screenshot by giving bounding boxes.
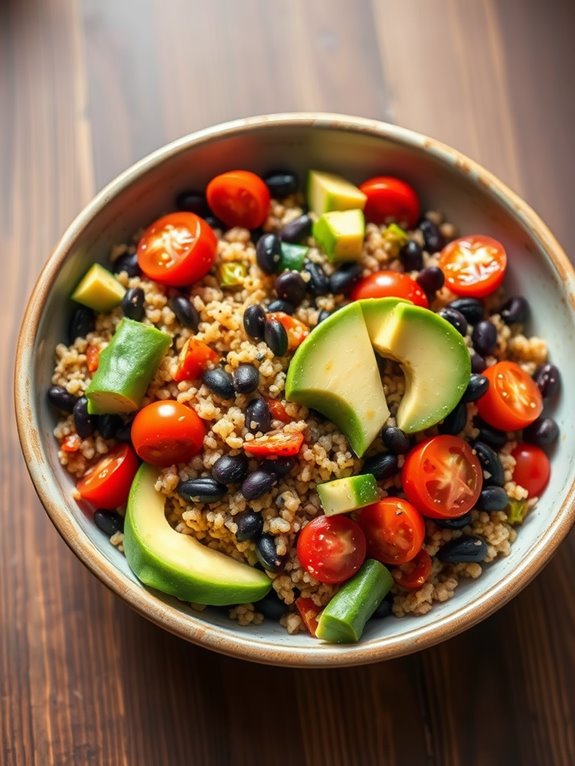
[2,1,575,764]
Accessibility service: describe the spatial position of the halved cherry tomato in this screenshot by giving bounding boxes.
[295,597,321,637]
[137,212,217,287]
[267,312,309,349]
[476,361,543,431]
[206,170,271,229]
[438,235,507,298]
[350,270,428,307]
[174,338,218,382]
[76,444,139,509]
[86,344,100,373]
[243,430,304,457]
[61,433,81,453]
[297,515,366,584]
[359,176,420,229]
[392,550,432,591]
[266,398,292,423]
[402,435,483,519]
[511,443,550,497]
[131,400,206,467]
[357,498,425,565]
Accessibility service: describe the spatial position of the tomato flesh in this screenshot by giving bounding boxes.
[243,430,304,457]
[130,400,206,467]
[76,444,139,510]
[297,515,366,584]
[266,398,292,423]
[438,235,507,298]
[295,597,321,637]
[392,550,432,591]
[174,338,218,382]
[359,176,420,229]
[206,170,270,229]
[476,361,543,431]
[137,212,217,287]
[357,497,425,565]
[511,443,550,497]
[402,435,483,518]
[350,270,428,307]
[267,312,309,350]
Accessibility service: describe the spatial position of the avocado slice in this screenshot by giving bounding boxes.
[307,170,367,215]
[71,263,126,312]
[359,296,410,339]
[317,474,379,516]
[285,302,389,457]
[369,302,471,433]
[123,464,272,605]
[313,209,365,262]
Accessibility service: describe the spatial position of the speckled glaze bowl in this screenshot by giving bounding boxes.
[15,114,575,667]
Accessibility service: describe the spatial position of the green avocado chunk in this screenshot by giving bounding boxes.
[317,474,379,516]
[313,209,365,262]
[315,559,393,643]
[71,263,126,312]
[123,464,272,605]
[307,170,367,215]
[86,318,171,414]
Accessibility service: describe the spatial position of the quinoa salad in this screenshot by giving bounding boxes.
[48,168,560,643]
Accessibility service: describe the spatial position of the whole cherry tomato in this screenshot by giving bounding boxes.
[359,176,420,229]
[511,443,550,497]
[206,170,271,229]
[131,400,206,467]
[357,497,425,565]
[350,270,428,307]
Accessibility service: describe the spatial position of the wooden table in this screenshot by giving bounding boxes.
[3,1,575,764]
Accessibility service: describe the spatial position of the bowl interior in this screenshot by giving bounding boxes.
[20,116,575,665]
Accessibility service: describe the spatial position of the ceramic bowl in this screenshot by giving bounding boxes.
[15,114,575,667]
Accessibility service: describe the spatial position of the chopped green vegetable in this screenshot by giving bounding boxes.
[280,242,309,272]
[506,498,529,525]
[382,223,409,257]
[218,262,247,287]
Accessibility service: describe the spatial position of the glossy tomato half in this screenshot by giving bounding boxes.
[359,176,420,228]
[350,270,428,307]
[76,444,139,510]
[131,400,206,467]
[438,235,507,298]
[357,497,425,565]
[296,515,366,584]
[402,435,483,518]
[206,170,270,229]
[476,361,543,431]
[511,443,550,497]
[137,212,217,287]
[392,550,432,591]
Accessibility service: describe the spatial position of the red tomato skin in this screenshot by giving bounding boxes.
[295,597,321,637]
[265,398,292,424]
[476,361,543,431]
[173,338,218,382]
[392,550,432,591]
[359,177,420,229]
[267,312,309,349]
[206,170,270,229]
[401,435,483,519]
[357,498,425,565]
[243,430,304,458]
[511,443,550,497]
[137,212,217,287]
[350,270,428,307]
[438,235,507,298]
[296,515,367,584]
[76,444,139,510]
[131,400,206,467]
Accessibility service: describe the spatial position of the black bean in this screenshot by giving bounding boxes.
[419,219,444,252]
[473,441,504,486]
[437,307,467,336]
[241,470,278,500]
[267,299,295,315]
[202,368,235,399]
[169,295,200,331]
[280,214,312,244]
[94,510,124,536]
[461,374,489,403]
[97,414,122,440]
[382,427,411,455]
[477,486,509,512]
[329,263,363,295]
[264,317,288,356]
[235,510,264,542]
[500,296,529,325]
[434,511,473,530]
[232,364,259,395]
[448,297,484,325]
[178,477,227,503]
[245,398,271,434]
[361,452,398,481]
[474,420,507,450]
[47,385,78,414]
[523,416,559,447]
[115,418,134,443]
[304,261,330,296]
[275,271,307,306]
[371,592,394,619]
[204,215,223,230]
[121,287,145,321]
[256,590,288,620]
[256,233,282,275]
[73,396,98,439]
[264,171,298,198]
[212,454,249,485]
[316,309,331,325]
[68,306,95,343]
[256,534,286,573]
[437,536,487,564]
[112,251,140,277]
[472,320,497,356]
[243,304,267,340]
[471,353,487,374]
[400,240,424,272]
[534,363,561,400]
[261,457,295,476]
[175,189,209,216]
[416,266,445,295]
[439,402,467,435]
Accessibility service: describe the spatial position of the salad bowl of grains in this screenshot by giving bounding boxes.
[15,114,575,666]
